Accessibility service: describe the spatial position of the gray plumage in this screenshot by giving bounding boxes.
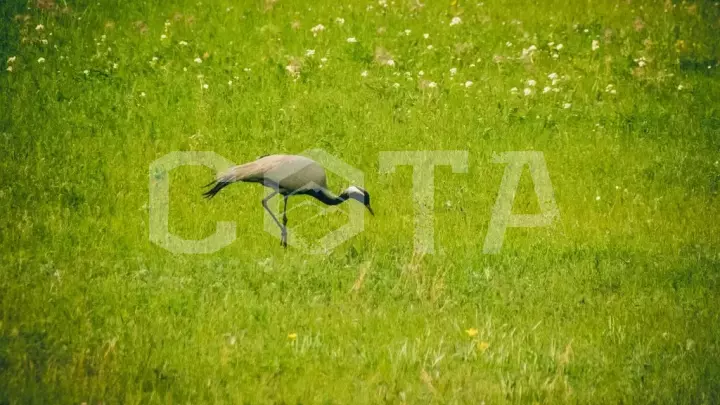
[203,154,373,248]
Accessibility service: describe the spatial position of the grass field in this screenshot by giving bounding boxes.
[2,0,720,403]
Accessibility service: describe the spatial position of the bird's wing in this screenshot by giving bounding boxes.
[270,156,328,192]
[203,155,290,199]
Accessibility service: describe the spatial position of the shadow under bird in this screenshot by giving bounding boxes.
[203,154,374,248]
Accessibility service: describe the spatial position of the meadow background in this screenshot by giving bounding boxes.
[1,0,720,403]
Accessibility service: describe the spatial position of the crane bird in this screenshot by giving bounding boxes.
[202,154,374,248]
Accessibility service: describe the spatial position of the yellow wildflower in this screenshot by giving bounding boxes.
[465,328,478,337]
[287,332,297,340]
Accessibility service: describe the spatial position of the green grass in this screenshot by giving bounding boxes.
[1,0,720,403]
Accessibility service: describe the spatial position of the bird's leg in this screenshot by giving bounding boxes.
[262,191,284,244]
[281,196,289,248]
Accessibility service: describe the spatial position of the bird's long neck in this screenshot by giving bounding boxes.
[312,188,349,206]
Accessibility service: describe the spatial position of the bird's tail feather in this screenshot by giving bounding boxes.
[202,181,230,199]
[203,162,264,199]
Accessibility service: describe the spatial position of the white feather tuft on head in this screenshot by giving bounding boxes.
[346,186,365,196]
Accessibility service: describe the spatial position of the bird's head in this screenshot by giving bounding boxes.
[344,186,374,216]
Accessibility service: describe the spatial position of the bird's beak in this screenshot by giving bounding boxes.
[366,205,375,216]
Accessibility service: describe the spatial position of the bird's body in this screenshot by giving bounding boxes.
[203,154,373,248]
[204,154,328,197]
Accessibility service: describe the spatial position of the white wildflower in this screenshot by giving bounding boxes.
[404,29,412,35]
[285,63,300,77]
[450,16,462,26]
[83,69,89,75]
[320,57,327,63]
[464,80,473,87]
[202,83,209,89]
[543,86,551,93]
[346,37,358,43]
[427,81,437,88]
[228,80,233,86]
[548,72,558,80]
[335,17,345,25]
[179,41,188,46]
[677,84,684,90]
[527,79,536,86]
[556,43,563,50]
[506,41,513,47]
[386,59,395,66]
[140,92,146,97]
[418,70,424,76]
[311,24,325,35]
[305,49,315,57]
[36,24,44,31]
[8,56,16,63]
[194,57,203,64]
[6,66,12,72]
[510,87,519,94]
[360,70,368,77]
[160,34,167,40]
[563,103,572,109]
[523,88,532,96]
[426,45,433,50]
[595,195,601,201]
[591,40,600,51]
[37,57,45,63]
[521,46,536,58]
[393,82,400,88]
[423,33,429,39]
